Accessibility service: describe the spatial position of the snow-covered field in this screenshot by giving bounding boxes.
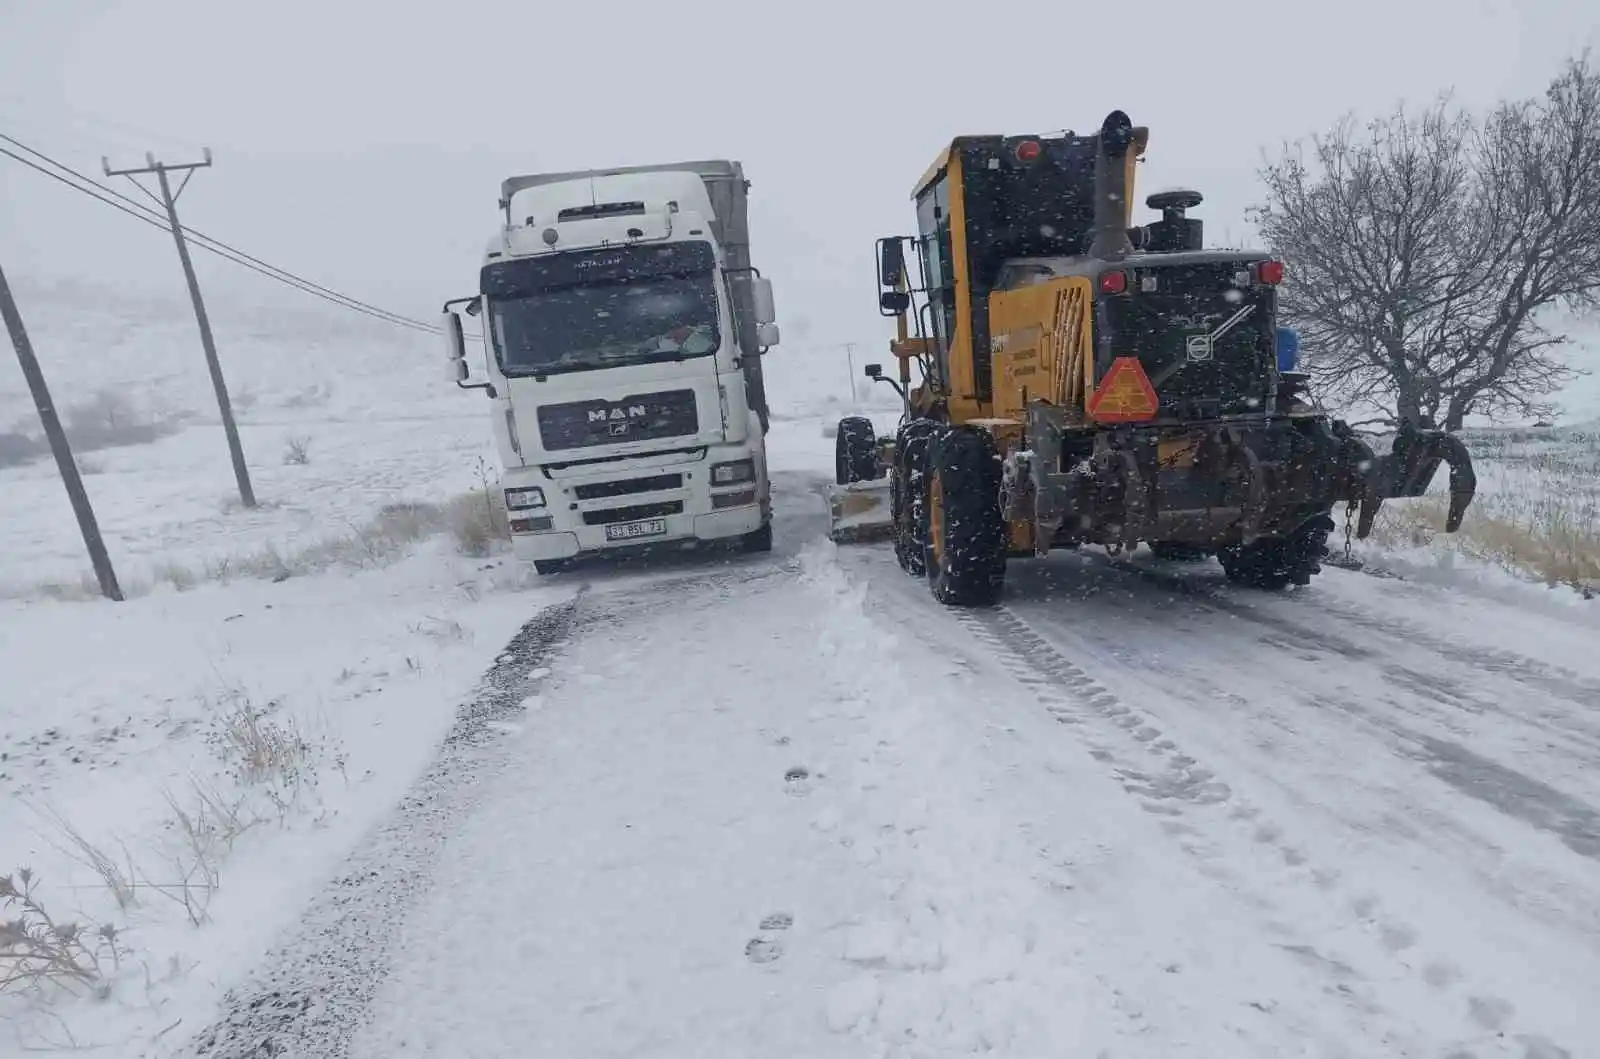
[3,283,1598,1058]
[1355,425,1600,599]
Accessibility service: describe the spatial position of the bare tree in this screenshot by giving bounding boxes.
[1252,53,1600,430]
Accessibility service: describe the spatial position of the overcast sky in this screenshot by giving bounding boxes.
[2,0,1598,410]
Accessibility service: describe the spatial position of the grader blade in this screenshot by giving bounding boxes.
[826,479,896,544]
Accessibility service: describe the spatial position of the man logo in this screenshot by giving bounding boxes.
[588,404,647,424]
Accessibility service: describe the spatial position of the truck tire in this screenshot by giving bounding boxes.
[893,419,939,576]
[925,426,1007,607]
[740,521,774,553]
[835,416,879,485]
[1218,512,1335,589]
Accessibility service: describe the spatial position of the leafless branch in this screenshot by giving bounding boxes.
[1252,50,1600,428]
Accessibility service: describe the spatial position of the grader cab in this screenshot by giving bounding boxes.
[826,109,1476,605]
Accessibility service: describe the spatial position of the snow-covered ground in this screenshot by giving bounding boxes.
[1351,424,1600,598]
[4,283,1599,1058]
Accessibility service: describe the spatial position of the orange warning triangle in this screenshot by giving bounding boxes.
[1087,356,1159,422]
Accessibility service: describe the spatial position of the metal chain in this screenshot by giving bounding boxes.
[1342,503,1355,564]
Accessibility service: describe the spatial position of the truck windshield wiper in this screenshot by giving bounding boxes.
[507,348,715,378]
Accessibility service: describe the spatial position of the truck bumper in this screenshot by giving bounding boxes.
[503,444,768,564]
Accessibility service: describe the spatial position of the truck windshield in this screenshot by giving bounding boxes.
[489,274,721,376]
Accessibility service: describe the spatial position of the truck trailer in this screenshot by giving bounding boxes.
[443,160,780,573]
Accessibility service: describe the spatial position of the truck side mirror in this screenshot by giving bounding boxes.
[879,291,911,314]
[449,358,470,383]
[443,311,467,364]
[756,322,780,348]
[878,237,906,289]
[864,363,883,379]
[752,277,776,325]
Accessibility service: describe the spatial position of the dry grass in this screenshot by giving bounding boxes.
[1360,426,1600,595]
[19,482,513,602]
[203,688,346,821]
[444,486,509,558]
[27,806,137,913]
[0,869,122,1001]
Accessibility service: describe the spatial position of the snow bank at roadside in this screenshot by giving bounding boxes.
[0,543,565,1052]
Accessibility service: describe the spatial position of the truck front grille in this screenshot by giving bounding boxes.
[536,389,699,450]
[572,473,683,501]
[580,501,684,526]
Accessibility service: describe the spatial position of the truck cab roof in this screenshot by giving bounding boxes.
[505,169,720,234]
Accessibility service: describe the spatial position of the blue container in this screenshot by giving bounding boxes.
[1276,327,1301,373]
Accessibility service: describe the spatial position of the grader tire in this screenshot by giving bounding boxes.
[835,416,879,485]
[893,419,939,577]
[1218,512,1336,590]
[925,426,1007,607]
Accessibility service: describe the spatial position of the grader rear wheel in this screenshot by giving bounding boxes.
[1218,512,1336,589]
[925,426,1006,607]
[893,419,939,577]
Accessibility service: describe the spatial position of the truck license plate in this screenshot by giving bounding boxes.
[605,518,668,542]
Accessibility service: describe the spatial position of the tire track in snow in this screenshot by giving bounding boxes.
[181,551,803,1058]
[184,596,584,1059]
[950,602,1577,1059]
[1106,556,1600,712]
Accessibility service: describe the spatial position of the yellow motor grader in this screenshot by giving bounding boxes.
[826,109,1476,605]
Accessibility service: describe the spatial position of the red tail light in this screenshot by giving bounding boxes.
[1099,270,1127,294]
[1257,260,1285,285]
[1015,139,1042,162]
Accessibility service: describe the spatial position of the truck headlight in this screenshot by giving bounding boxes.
[504,486,546,511]
[711,459,755,485]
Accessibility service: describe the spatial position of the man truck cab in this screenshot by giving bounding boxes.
[443,161,779,573]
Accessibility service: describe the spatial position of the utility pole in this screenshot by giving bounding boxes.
[0,261,123,601]
[841,342,858,403]
[104,149,255,508]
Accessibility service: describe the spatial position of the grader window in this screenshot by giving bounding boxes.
[914,176,955,388]
[956,139,1098,402]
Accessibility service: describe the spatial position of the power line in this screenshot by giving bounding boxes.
[0,140,436,334]
[0,133,480,339]
[1,135,438,333]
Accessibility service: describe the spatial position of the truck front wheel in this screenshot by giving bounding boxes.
[740,521,774,553]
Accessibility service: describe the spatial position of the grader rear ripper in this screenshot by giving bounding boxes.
[826,110,1477,605]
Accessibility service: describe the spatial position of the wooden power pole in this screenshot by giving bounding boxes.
[104,149,256,508]
[0,261,123,601]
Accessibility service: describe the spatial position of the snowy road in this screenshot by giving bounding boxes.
[183,472,1598,1059]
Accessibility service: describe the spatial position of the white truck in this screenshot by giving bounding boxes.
[442,160,779,573]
